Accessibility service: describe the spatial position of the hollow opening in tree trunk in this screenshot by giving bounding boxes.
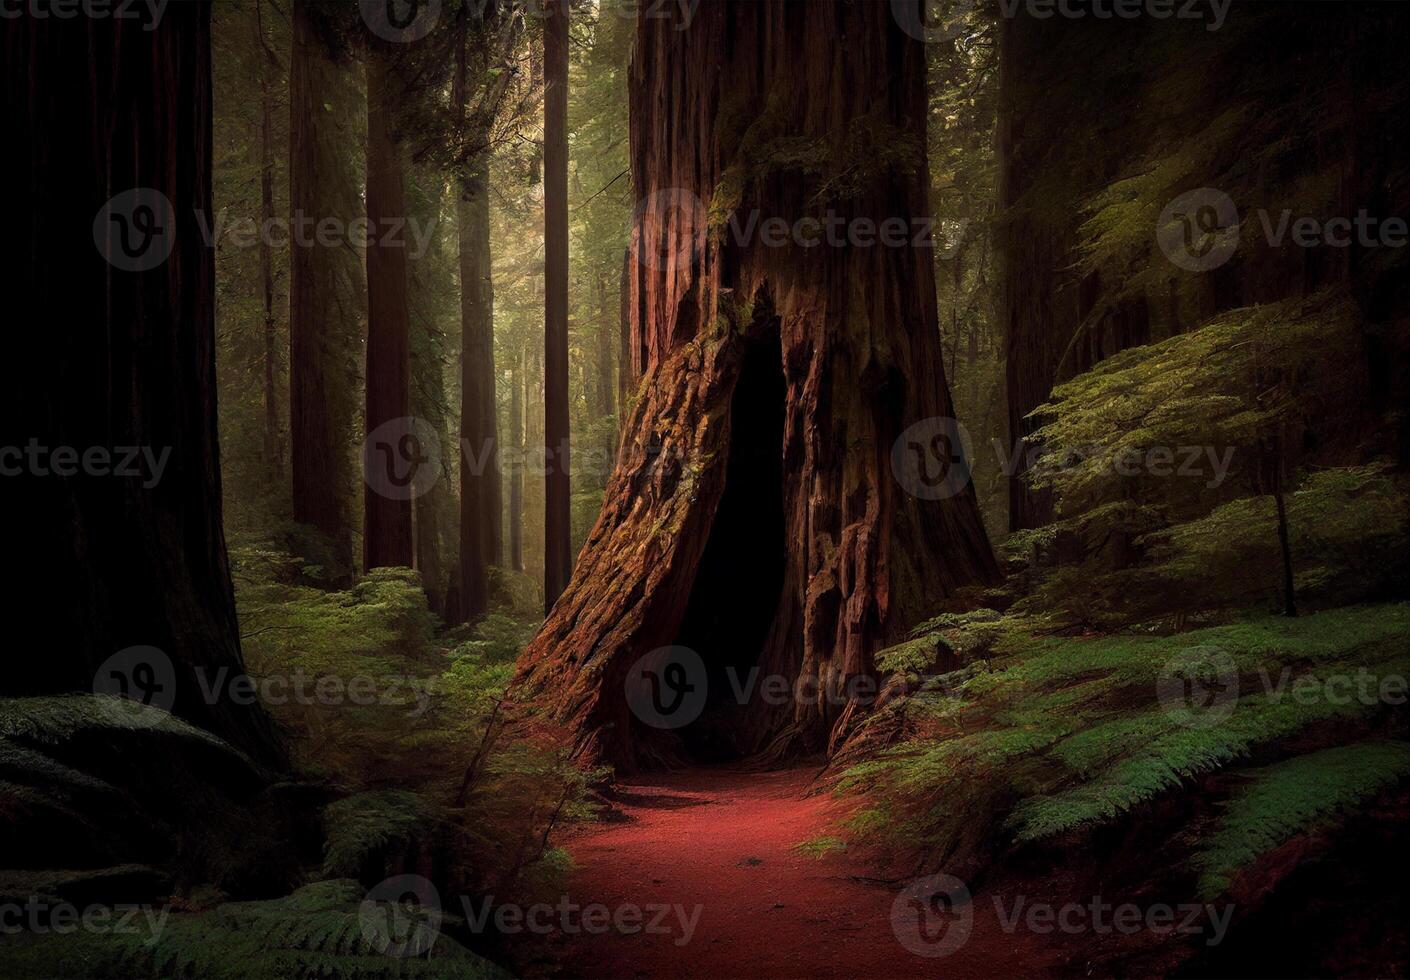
[674,316,788,762]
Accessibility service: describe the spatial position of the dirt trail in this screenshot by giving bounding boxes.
[522,766,1065,979]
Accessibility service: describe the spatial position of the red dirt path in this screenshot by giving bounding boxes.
[521,766,1066,979]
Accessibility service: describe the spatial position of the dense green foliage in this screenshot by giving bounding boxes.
[0,880,507,980]
[1191,741,1410,898]
[834,605,1410,894]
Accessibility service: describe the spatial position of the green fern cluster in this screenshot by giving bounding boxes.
[837,604,1410,881]
[0,880,507,980]
[322,791,439,880]
[1191,741,1410,898]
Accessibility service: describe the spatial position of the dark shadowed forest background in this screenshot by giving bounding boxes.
[4,0,1410,977]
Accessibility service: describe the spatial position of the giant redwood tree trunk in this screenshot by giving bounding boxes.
[457,163,498,622]
[512,0,999,770]
[364,44,414,569]
[542,0,573,613]
[289,0,357,575]
[3,2,284,766]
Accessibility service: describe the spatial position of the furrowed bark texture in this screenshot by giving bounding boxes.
[458,166,497,622]
[3,3,284,766]
[364,46,414,569]
[509,348,526,573]
[289,0,358,575]
[542,0,573,613]
[513,0,999,770]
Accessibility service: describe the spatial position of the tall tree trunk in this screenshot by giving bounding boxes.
[483,300,504,570]
[4,2,283,765]
[289,0,356,576]
[364,45,414,569]
[542,0,572,614]
[458,164,496,622]
[410,175,452,616]
[256,0,281,479]
[995,15,1061,533]
[509,347,526,573]
[513,0,999,770]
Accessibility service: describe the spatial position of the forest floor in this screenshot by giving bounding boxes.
[516,766,1068,979]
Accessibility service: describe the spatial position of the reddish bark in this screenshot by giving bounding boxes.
[618,247,633,422]
[256,0,281,479]
[509,347,526,573]
[513,0,999,769]
[458,166,495,621]
[542,0,573,613]
[364,45,414,569]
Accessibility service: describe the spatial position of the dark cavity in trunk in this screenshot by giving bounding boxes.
[674,320,787,761]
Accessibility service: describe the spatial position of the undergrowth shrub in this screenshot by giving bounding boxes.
[836,604,1410,884]
[1190,740,1410,898]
